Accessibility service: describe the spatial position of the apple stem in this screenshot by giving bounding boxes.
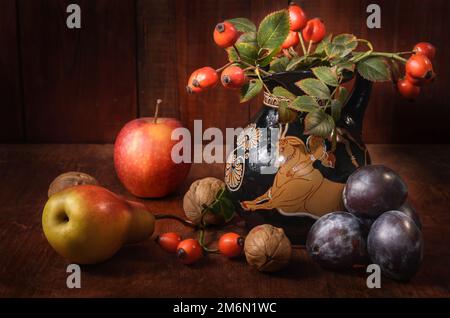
[153,99,162,124]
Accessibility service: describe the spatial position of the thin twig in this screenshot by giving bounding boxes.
[216,61,234,73]
[298,31,307,56]
[396,51,414,56]
[255,68,271,93]
[198,228,219,253]
[233,44,242,60]
[369,52,408,63]
[307,40,313,55]
[154,214,197,228]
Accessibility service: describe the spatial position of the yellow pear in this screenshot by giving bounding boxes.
[42,185,154,264]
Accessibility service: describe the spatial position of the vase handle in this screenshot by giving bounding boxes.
[339,73,373,137]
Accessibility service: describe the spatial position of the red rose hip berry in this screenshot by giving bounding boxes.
[288,3,307,31]
[302,18,326,43]
[214,21,239,48]
[406,54,433,80]
[221,65,246,89]
[186,67,219,94]
[186,69,202,94]
[405,73,423,86]
[413,42,436,60]
[282,30,300,49]
[176,239,203,265]
[218,232,244,258]
[397,78,420,100]
[156,232,182,253]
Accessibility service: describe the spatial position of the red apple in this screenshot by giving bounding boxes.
[114,103,191,197]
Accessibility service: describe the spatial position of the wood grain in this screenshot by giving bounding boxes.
[0,0,23,142]
[137,0,179,118]
[0,144,449,297]
[174,0,253,135]
[18,0,137,143]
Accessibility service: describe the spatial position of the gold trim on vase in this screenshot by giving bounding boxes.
[263,92,291,108]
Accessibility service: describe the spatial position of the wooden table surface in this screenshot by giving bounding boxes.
[0,144,449,298]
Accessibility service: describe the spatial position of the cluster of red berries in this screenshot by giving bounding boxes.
[186,64,246,93]
[156,232,244,265]
[397,42,436,100]
[186,21,246,94]
[186,3,325,94]
[282,4,325,49]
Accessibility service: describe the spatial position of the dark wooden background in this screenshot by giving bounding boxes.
[0,0,449,144]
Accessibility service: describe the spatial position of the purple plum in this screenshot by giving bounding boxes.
[368,211,423,281]
[398,201,422,230]
[343,165,408,218]
[306,212,368,269]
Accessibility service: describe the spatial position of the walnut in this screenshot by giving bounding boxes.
[48,172,99,197]
[244,224,292,272]
[183,177,229,225]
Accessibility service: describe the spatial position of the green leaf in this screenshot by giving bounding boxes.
[240,79,263,103]
[279,100,297,123]
[325,43,339,58]
[336,86,349,104]
[272,86,296,100]
[304,110,335,138]
[315,34,333,54]
[208,188,235,222]
[333,33,357,49]
[227,18,257,33]
[386,58,402,82]
[227,32,258,65]
[227,45,255,64]
[325,43,348,59]
[351,52,365,60]
[290,95,319,113]
[330,34,358,60]
[270,56,289,73]
[257,10,290,50]
[312,66,339,87]
[238,31,257,44]
[227,45,257,65]
[286,56,302,71]
[296,78,331,100]
[286,54,323,71]
[326,36,357,60]
[357,57,391,82]
[330,99,342,122]
[335,61,355,73]
[219,197,235,222]
[258,47,281,67]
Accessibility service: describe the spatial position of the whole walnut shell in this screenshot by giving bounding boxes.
[48,172,99,197]
[244,224,292,272]
[183,177,227,225]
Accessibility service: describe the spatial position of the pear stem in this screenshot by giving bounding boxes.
[154,214,197,228]
[153,99,162,124]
